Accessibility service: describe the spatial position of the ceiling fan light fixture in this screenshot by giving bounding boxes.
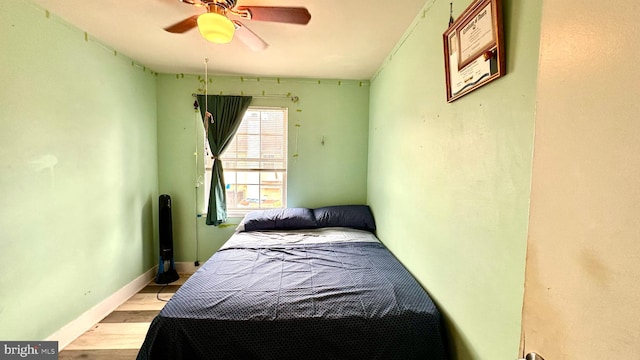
[197,12,235,44]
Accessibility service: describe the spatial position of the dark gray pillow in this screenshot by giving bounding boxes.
[241,208,317,232]
[313,205,376,233]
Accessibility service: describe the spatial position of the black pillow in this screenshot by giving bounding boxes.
[313,205,376,233]
[241,208,317,232]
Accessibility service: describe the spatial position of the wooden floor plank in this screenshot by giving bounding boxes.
[100,310,160,323]
[115,293,173,311]
[145,274,190,286]
[64,323,150,350]
[60,274,190,354]
[173,274,191,285]
[59,348,139,360]
[138,284,181,293]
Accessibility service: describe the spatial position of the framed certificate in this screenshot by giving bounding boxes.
[443,0,505,102]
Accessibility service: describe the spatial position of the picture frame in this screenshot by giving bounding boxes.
[443,0,505,102]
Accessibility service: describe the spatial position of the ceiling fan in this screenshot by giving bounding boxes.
[164,0,311,51]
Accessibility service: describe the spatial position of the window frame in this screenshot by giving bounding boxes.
[204,106,288,218]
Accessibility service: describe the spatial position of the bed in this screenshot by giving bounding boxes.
[137,205,448,360]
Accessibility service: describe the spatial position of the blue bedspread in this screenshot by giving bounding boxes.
[137,233,447,359]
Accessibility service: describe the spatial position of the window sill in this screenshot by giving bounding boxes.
[197,212,246,220]
[226,211,249,219]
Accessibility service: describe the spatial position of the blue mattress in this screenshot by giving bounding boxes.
[137,228,447,359]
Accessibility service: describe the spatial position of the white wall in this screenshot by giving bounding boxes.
[521,0,640,358]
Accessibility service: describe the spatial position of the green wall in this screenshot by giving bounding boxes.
[367,1,542,359]
[0,1,158,340]
[156,75,370,261]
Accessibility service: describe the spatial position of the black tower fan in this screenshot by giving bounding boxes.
[155,194,179,284]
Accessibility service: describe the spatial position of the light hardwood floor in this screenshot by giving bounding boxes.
[58,274,190,360]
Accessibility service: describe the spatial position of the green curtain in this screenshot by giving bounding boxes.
[197,95,252,226]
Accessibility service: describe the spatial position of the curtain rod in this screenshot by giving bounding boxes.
[192,93,299,103]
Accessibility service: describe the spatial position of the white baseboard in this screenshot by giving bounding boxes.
[175,261,201,274]
[46,266,157,350]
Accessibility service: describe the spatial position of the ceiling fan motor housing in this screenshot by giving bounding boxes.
[204,0,237,11]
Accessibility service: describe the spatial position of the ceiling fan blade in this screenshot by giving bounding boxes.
[236,6,311,25]
[233,21,269,51]
[164,14,199,33]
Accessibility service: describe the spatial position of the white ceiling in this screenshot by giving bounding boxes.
[29,0,428,80]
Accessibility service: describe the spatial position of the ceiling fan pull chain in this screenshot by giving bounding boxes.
[204,57,214,125]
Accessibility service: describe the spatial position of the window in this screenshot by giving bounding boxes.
[204,107,287,216]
